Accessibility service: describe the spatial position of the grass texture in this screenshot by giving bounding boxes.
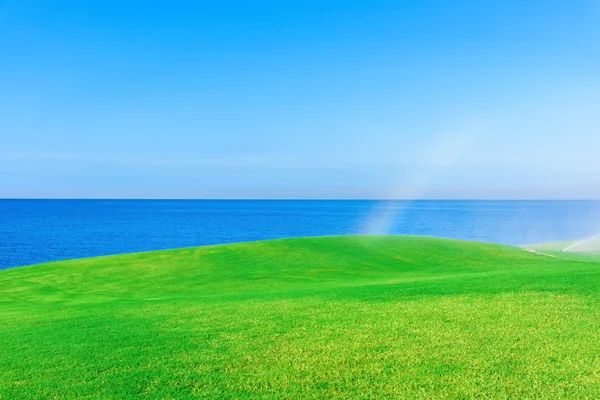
[2,235,600,399]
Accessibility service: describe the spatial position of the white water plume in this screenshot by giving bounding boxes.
[562,234,600,252]
[361,117,487,235]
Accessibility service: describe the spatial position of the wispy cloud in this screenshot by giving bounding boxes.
[0,150,449,171]
[0,151,312,168]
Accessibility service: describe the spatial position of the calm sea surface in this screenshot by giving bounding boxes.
[2,199,600,269]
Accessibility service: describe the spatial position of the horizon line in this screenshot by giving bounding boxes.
[2,197,600,201]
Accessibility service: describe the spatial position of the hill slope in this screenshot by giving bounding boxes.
[2,235,600,398]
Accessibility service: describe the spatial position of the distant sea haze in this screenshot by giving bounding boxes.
[2,199,600,269]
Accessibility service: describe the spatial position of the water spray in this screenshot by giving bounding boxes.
[562,234,600,252]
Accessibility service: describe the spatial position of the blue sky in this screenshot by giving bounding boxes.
[1,0,599,199]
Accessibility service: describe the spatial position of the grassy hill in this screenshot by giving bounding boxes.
[2,235,600,398]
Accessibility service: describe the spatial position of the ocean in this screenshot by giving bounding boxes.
[2,199,600,269]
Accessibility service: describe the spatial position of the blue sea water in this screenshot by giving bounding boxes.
[2,199,600,269]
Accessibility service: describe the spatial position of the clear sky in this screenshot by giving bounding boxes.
[1,0,599,199]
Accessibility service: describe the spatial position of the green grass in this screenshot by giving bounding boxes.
[2,235,600,399]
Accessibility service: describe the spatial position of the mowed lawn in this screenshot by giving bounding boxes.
[1,235,600,399]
